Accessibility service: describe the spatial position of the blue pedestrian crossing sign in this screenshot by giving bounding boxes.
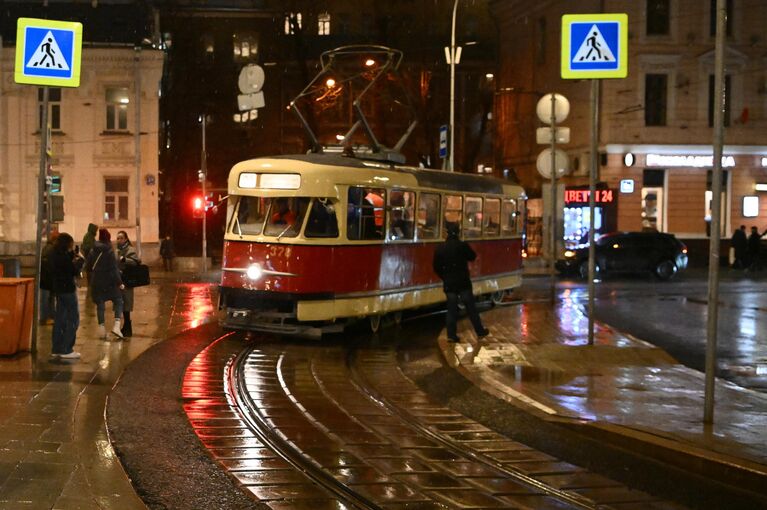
[15,18,83,87]
[561,14,627,79]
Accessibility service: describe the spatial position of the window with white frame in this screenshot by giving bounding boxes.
[106,87,130,131]
[284,12,302,34]
[38,87,61,131]
[104,177,129,223]
[318,12,331,35]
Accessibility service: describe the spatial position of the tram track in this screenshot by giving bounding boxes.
[229,348,383,510]
[223,338,673,509]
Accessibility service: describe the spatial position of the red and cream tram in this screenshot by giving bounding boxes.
[219,153,526,337]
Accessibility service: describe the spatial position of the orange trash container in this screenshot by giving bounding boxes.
[0,278,35,355]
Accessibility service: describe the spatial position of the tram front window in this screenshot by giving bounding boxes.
[264,197,309,237]
[231,196,268,235]
[305,198,339,238]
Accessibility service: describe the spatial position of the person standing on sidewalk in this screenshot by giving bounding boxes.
[116,231,140,337]
[85,229,124,339]
[432,222,490,342]
[747,226,767,272]
[160,234,175,272]
[39,231,59,325]
[731,225,748,269]
[49,233,85,361]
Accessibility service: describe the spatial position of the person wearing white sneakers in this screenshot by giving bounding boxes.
[85,228,124,339]
[49,233,85,360]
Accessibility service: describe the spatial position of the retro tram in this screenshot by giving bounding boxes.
[218,46,527,336]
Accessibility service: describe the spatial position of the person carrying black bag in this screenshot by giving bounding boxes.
[432,222,490,343]
[116,231,140,337]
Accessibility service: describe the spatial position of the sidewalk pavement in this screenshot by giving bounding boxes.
[0,272,220,509]
[442,289,767,496]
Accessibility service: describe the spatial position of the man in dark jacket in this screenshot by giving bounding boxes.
[432,222,490,342]
[731,225,747,269]
[49,233,85,360]
[747,226,767,272]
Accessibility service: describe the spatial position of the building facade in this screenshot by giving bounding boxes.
[492,0,767,263]
[0,45,163,260]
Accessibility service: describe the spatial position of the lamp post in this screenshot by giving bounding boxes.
[447,0,460,172]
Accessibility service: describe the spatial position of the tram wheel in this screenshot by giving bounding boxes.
[369,314,382,333]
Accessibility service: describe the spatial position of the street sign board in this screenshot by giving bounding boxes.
[536,127,570,145]
[15,18,83,87]
[439,125,448,158]
[561,14,627,79]
[536,148,569,179]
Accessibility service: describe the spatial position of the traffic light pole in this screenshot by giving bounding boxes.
[201,115,207,274]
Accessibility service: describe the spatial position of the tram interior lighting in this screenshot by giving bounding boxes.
[246,263,263,281]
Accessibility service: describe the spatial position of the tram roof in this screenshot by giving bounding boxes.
[231,154,522,196]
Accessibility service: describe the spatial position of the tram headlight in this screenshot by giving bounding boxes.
[564,250,576,258]
[246,263,264,281]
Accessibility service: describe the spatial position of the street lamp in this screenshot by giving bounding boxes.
[445,0,461,172]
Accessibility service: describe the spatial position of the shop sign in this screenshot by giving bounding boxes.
[564,188,615,205]
[645,154,735,168]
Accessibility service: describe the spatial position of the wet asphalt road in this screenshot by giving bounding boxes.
[529,268,767,393]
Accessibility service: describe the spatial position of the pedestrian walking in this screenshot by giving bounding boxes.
[85,228,124,339]
[432,222,490,342]
[116,231,140,337]
[49,233,85,361]
[747,226,767,272]
[39,231,59,325]
[160,235,175,272]
[81,223,98,258]
[731,225,748,269]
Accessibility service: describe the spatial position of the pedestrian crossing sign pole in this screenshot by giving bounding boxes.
[15,18,82,87]
[560,13,628,346]
[561,14,627,79]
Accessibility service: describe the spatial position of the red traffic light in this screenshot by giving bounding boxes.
[192,196,204,218]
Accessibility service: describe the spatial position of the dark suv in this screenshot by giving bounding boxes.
[556,231,688,280]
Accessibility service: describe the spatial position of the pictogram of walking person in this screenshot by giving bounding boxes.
[581,31,602,61]
[37,37,62,68]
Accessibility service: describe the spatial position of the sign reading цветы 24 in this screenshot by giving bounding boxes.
[15,18,83,87]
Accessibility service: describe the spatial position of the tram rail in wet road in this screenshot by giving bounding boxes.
[183,333,684,509]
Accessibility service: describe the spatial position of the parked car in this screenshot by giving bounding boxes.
[556,231,688,280]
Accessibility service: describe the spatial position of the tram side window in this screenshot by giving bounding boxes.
[501,199,518,236]
[483,198,501,237]
[305,198,339,238]
[264,197,310,237]
[232,196,268,235]
[417,192,440,240]
[347,186,385,240]
[388,190,415,241]
[463,197,483,239]
[442,194,463,238]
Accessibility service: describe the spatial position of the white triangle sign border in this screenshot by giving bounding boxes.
[25,30,70,71]
[572,24,616,64]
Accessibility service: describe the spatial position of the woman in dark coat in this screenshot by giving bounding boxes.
[85,229,124,339]
[49,233,84,360]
